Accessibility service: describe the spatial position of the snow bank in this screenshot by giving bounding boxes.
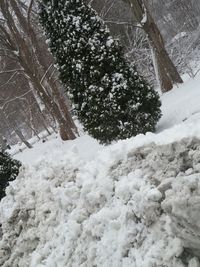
[1,136,200,267]
[2,73,200,267]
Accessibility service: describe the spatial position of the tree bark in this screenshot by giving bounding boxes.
[151,47,173,93]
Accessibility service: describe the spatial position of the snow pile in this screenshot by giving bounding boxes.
[1,136,200,266]
[1,74,200,267]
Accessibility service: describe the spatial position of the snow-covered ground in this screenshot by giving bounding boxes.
[158,73,200,131]
[1,74,200,267]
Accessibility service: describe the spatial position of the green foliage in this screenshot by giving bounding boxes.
[0,152,21,200]
[39,0,161,143]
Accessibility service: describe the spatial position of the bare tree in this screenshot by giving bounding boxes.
[0,0,78,141]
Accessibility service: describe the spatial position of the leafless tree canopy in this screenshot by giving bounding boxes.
[0,0,78,147]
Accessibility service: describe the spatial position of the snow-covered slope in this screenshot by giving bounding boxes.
[1,74,200,267]
[158,74,200,131]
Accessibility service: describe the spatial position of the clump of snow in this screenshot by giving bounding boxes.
[1,137,200,266]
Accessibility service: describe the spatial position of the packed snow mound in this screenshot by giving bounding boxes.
[1,138,200,267]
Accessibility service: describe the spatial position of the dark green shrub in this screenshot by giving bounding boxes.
[39,0,161,144]
[0,152,21,200]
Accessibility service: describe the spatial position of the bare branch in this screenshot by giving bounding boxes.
[105,20,140,27]
[0,69,24,75]
[40,63,54,84]
[27,0,34,27]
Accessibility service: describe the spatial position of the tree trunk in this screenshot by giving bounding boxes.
[50,83,79,135]
[14,128,33,149]
[151,47,173,92]
[128,0,183,92]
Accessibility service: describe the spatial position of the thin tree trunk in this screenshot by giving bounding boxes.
[29,82,54,135]
[20,109,41,141]
[2,108,33,148]
[14,128,33,149]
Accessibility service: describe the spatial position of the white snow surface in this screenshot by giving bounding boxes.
[1,74,200,266]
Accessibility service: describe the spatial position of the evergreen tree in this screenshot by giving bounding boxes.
[39,0,161,144]
[0,152,21,200]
